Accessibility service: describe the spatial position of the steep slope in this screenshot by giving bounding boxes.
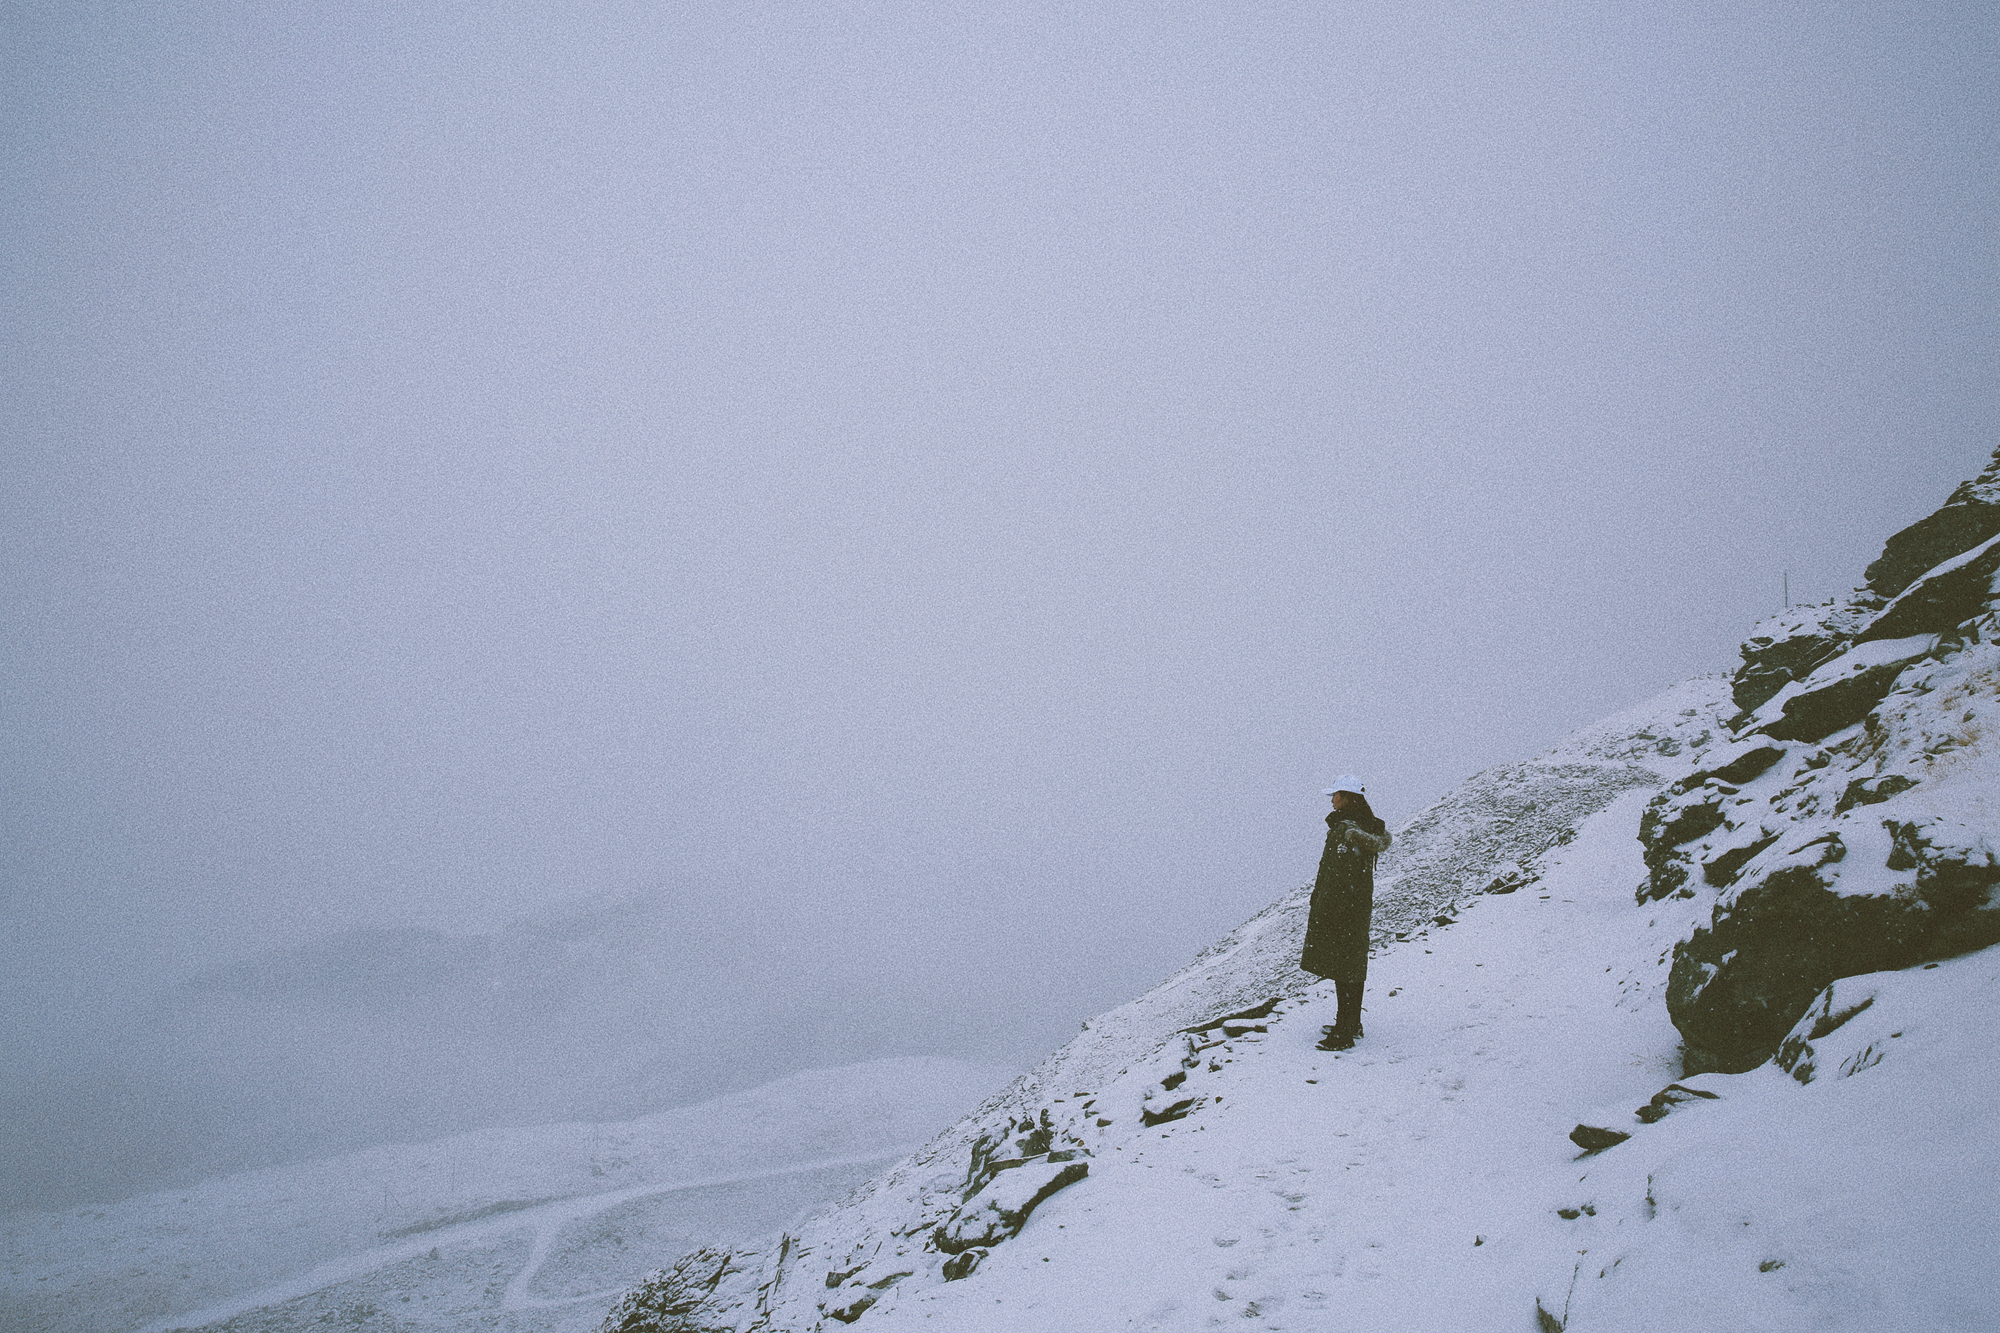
[605,449,2000,1333]
[599,684,1731,1331]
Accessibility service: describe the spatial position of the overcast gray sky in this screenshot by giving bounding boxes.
[4,0,1997,1194]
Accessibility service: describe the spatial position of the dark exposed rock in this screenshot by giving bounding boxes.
[1637,781,1735,901]
[1835,774,1918,812]
[1729,596,1883,714]
[1701,833,1779,888]
[1141,1097,1198,1127]
[1641,781,1733,849]
[1568,1124,1631,1153]
[1668,820,2000,1072]
[1887,818,2000,956]
[1669,835,1901,1071]
[936,1158,1089,1254]
[824,1289,878,1323]
[1751,635,1937,743]
[1774,977,1879,1084]
[1859,533,2000,644]
[962,1111,1066,1197]
[1695,739,1788,787]
[941,1249,987,1281]
[1863,447,2000,596]
[1177,995,1283,1035]
[1632,1082,1720,1124]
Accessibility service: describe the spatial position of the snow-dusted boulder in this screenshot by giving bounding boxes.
[933,1156,1087,1254]
[1729,594,1884,714]
[1668,804,2000,1074]
[1746,633,1937,743]
[1859,531,2000,644]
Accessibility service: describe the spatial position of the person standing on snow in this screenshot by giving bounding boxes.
[1301,775,1391,1051]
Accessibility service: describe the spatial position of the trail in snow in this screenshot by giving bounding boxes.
[845,781,1999,1332]
[140,1150,908,1333]
[860,789,1700,1330]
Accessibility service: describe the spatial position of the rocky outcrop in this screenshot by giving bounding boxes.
[1730,447,2000,720]
[602,1246,762,1333]
[1746,634,1938,743]
[1654,449,2000,1074]
[1730,595,1885,715]
[1863,449,2000,596]
[1860,533,2000,644]
[934,1156,1087,1254]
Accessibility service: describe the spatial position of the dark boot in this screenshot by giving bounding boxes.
[1334,980,1364,1040]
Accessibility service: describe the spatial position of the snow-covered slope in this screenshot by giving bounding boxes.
[604,451,2000,1332]
[0,1058,1010,1333]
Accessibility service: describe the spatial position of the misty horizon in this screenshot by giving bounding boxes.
[5,0,1996,1216]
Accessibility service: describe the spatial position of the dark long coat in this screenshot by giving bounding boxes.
[1301,811,1391,983]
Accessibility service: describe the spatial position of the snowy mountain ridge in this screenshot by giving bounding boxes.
[604,449,2000,1333]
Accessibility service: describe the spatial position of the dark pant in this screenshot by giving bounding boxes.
[1334,980,1364,1036]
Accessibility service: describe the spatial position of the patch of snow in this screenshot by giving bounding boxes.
[0,1058,1011,1333]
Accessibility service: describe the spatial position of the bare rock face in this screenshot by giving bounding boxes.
[1749,635,1939,744]
[1667,830,1921,1072]
[1730,595,1884,715]
[1863,448,2000,597]
[1860,533,2000,644]
[1659,450,2000,1074]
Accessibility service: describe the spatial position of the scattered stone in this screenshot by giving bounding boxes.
[1835,773,1919,812]
[1568,1124,1631,1153]
[1633,1082,1721,1123]
[941,1248,987,1281]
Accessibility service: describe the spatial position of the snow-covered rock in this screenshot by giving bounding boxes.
[599,447,2000,1333]
[1864,447,2000,597]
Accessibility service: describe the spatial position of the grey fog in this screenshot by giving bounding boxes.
[3,0,1995,1219]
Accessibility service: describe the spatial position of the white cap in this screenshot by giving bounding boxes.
[1322,774,1366,796]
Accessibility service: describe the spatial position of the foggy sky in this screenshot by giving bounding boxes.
[4,0,1997,1206]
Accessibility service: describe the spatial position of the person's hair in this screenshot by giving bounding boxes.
[1337,791,1379,824]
